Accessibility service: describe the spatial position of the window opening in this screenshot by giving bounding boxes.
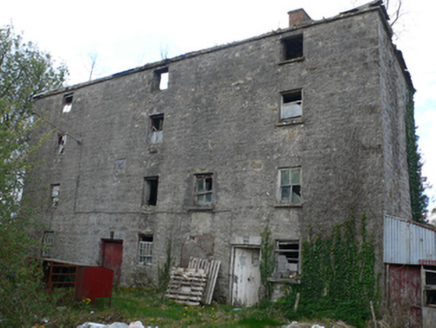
[278,168,301,203]
[275,240,300,279]
[62,94,73,113]
[153,67,169,91]
[138,235,153,264]
[195,174,213,205]
[282,35,303,61]
[281,91,302,121]
[150,114,164,143]
[51,184,60,207]
[42,231,54,257]
[143,177,159,206]
[423,268,436,305]
[58,133,67,154]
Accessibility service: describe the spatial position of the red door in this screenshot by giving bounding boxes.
[101,239,123,285]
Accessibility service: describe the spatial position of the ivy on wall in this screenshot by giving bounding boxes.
[278,214,380,328]
[405,87,428,223]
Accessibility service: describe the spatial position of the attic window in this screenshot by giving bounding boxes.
[282,35,303,61]
[153,67,169,91]
[62,94,73,113]
[281,90,302,121]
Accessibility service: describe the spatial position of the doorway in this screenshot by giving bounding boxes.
[101,239,123,285]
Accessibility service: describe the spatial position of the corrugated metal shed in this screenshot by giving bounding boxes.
[384,214,436,265]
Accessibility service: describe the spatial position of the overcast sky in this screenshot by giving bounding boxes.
[2,0,435,216]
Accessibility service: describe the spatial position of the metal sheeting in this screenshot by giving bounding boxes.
[384,214,436,265]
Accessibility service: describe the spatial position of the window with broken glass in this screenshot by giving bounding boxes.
[150,114,164,143]
[194,174,213,205]
[280,91,302,121]
[62,94,73,113]
[51,184,60,207]
[58,133,67,154]
[274,240,300,279]
[278,168,301,203]
[41,231,54,257]
[138,235,153,264]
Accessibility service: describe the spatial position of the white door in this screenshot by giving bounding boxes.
[232,247,261,306]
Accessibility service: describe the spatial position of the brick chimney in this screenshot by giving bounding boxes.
[288,9,311,27]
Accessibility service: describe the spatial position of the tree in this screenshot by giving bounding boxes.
[406,88,429,223]
[0,25,68,326]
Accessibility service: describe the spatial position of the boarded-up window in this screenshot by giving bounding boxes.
[278,168,301,203]
[282,35,303,61]
[195,174,213,205]
[150,114,164,143]
[51,184,60,207]
[42,231,54,257]
[138,235,153,264]
[281,91,302,121]
[275,240,300,279]
[62,94,73,113]
[143,177,159,206]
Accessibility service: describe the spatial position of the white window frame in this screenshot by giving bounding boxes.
[42,231,54,257]
[194,173,213,205]
[277,168,301,203]
[138,235,153,264]
[51,184,60,207]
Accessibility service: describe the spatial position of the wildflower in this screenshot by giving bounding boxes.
[82,298,91,305]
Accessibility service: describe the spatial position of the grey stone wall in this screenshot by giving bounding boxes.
[25,7,411,302]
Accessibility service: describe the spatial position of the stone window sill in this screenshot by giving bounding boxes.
[187,205,214,212]
[276,118,304,126]
[278,56,305,66]
[274,203,302,208]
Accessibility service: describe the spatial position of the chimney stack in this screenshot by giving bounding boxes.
[288,9,311,27]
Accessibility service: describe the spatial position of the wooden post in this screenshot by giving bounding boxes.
[370,300,376,328]
[294,292,300,313]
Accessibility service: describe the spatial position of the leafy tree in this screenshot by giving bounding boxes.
[406,88,429,223]
[0,25,68,326]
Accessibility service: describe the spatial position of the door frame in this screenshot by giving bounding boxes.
[101,238,123,284]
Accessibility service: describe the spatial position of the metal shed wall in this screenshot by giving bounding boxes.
[384,214,436,265]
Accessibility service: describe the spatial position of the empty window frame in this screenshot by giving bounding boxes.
[138,235,153,264]
[278,168,301,203]
[41,231,54,257]
[282,35,303,61]
[58,133,67,154]
[62,94,73,113]
[153,67,169,91]
[143,177,159,206]
[150,114,164,143]
[275,240,300,279]
[194,174,213,205]
[281,90,302,121]
[51,184,60,207]
[423,267,436,306]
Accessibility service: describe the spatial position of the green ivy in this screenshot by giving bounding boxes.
[278,214,380,328]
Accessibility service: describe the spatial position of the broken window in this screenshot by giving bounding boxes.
[62,94,73,113]
[423,267,436,306]
[41,231,54,257]
[278,168,301,203]
[282,35,303,61]
[281,90,302,121]
[153,67,169,91]
[274,240,300,279]
[58,133,67,154]
[143,177,159,206]
[138,235,153,264]
[194,174,213,205]
[150,114,164,143]
[51,184,60,207]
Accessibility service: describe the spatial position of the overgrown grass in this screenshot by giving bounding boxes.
[35,287,288,327]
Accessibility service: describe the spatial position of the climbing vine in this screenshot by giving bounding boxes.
[260,224,275,300]
[278,214,380,328]
[157,241,172,293]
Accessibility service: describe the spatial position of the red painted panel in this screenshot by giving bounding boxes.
[75,266,114,300]
[388,264,422,327]
[101,240,123,284]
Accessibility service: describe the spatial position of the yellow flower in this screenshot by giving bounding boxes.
[82,298,91,305]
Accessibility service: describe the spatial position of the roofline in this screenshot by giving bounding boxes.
[34,2,412,99]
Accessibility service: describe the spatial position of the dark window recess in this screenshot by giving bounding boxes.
[152,67,169,91]
[282,35,303,61]
[195,174,213,205]
[425,269,436,305]
[63,94,73,113]
[274,240,300,279]
[150,114,164,143]
[143,177,159,206]
[281,91,302,120]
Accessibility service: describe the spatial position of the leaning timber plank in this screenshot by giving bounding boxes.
[205,260,221,305]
